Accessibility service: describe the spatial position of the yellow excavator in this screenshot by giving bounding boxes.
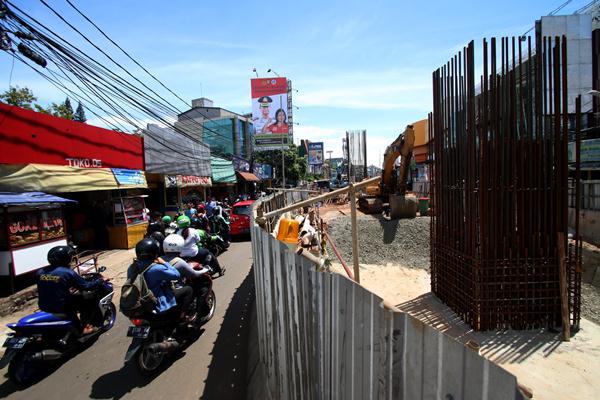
[358,124,418,218]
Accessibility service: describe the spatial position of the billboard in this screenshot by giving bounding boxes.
[308,142,324,165]
[251,77,291,149]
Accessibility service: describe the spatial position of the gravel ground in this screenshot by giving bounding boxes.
[581,283,600,325]
[327,213,600,325]
[327,215,430,270]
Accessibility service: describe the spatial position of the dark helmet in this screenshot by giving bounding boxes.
[149,231,165,248]
[190,217,201,229]
[47,245,75,266]
[135,237,160,261]
[147,221,163,235]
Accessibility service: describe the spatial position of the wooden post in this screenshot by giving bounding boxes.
[349,183,360,283]
[557,232,570,341]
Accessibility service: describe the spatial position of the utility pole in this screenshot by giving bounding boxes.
[327,150,333,179]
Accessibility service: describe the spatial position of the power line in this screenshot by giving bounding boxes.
[2,1,242,160]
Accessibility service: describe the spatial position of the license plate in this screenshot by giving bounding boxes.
[2,337,28,349]
[127,326,150,338]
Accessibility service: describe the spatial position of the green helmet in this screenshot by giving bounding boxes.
[177,215,190,229]
[162,215,172,224]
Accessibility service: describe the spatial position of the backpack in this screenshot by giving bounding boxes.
[119,262,157,318]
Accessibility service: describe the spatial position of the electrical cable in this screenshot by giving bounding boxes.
[2,1,238,159]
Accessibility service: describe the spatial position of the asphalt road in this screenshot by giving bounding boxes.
[0,240,255,400]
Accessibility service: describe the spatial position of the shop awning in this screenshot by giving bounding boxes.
[0,164,148,193]
[211,157,236,183]
[0,192,76,206]
[236,171,261,182]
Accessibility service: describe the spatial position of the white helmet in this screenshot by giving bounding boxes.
[163,233,184,254]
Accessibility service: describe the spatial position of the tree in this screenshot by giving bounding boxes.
[253,144,307,185]
[0,86,38,110]
[38,98,74,119]
[74,101,87,122]
[64,98,74,119]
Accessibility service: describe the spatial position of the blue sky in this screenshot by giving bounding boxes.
[0,0,593,165]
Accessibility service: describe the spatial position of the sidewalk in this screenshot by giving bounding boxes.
[0,248,135,351]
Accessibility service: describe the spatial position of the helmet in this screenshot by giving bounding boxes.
[197,204,205,212]
[212,206,221,215]
[177,215,191,229]
[147,221,163,235]
[149,231,165,249]
[162,215,172,224]
[47,246,75,266]
[190,217,201,229]
[135,237,160,261]
[163,234,184,254]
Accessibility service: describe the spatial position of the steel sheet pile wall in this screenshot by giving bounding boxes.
[251,218,524,399]
[430,36,582,331]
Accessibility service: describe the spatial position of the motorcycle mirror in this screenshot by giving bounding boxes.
[98,266,107,273]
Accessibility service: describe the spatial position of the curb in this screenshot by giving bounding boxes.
[0,286,38,318]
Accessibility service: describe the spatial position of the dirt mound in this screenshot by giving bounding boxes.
[327,215,430,269]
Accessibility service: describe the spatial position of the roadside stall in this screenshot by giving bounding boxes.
[0,103,148,250]
[108,194,149,249]
[0,192,75,293]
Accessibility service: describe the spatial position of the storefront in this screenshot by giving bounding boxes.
[143,124,212,213]
[0,192,75,293]
[0,103,148,249]
[210,156,237,200]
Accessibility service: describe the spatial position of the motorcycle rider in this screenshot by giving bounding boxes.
[146,212,165,237]
[127,238,193,321]
[176,215,226,277]
[162,234,212,317]
[37,246,105,335]
[196,204,211,232]
[210,206,230,243]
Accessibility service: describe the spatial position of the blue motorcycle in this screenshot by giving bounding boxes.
[0,266,116,385]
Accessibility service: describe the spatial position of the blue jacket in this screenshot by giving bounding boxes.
[37,265,102,313]
[127,260,180,313]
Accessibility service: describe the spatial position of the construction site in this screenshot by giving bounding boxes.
[249,21,600,400]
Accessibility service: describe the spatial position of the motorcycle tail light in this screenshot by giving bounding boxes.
[131,319,143,326]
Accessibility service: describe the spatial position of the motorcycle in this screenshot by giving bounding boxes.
[0,265,115,385]
[202,231,229,257]
[124,262,216,374]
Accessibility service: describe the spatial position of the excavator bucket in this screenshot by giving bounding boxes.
[358,197,383,214]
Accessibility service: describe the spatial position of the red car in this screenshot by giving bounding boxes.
[229,200,255,236]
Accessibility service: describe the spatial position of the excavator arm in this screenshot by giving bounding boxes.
[381,124,415,197]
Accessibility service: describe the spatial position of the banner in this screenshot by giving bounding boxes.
[233,156,250,172]
[164,175,212,188]
[308,142,324,165]
[251,77,291,149]
[253,163,273,180]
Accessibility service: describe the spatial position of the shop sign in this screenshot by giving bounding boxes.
[112,168,145,185]
[65,158,103,168]
[164,175,212,188]
[0,103,144,169]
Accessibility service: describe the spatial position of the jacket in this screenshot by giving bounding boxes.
[127,259,180,313]
[37,265,102,313]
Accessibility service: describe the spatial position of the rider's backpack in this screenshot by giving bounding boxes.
[119,263,157,318]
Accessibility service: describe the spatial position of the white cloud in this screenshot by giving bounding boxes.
[296,68,432,111]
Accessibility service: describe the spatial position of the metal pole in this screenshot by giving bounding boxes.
[349,183,360,283]
[363,130,367,180]
[281,136,286,189]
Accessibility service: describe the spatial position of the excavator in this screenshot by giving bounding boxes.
[358,124,418,218]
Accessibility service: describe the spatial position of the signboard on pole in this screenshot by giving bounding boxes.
[251,77,291,150]
[308,142,324,165]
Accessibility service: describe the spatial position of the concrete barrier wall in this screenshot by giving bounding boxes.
[249,221,525,400]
